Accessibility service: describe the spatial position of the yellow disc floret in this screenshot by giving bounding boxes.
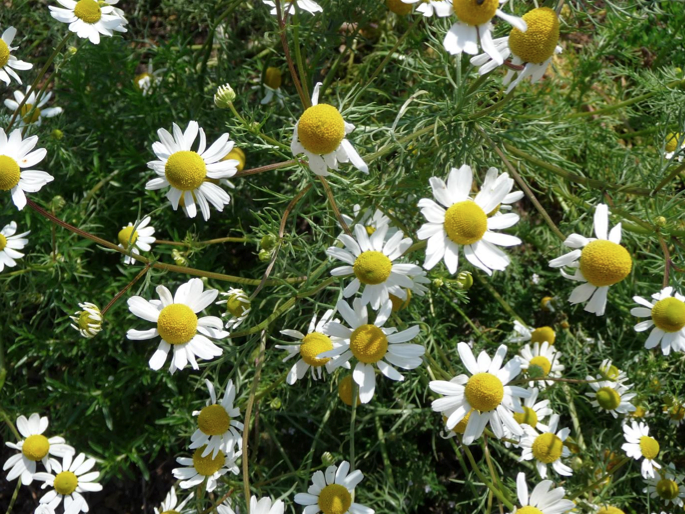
[389,289,411,312]
[443,201,487,246]
[0,39,9,68]
[656,478,680,500]
[445,410,472,434]
[53,471,78,495]
[0,155,21,191]
[509,7,560,64]
[157,304,198,345]
[165,151,207,191]
[21,435,50,461]
[264,67,282,90]
[517,507,543,514]
[639,436,659,460]
[74,0,102,23]
[297,104,345,155]
[353,251,392,285]
[192,446,225,476]
[666,133,682,153]
[299,332,334,367]
[338,375,360,406]
[386,0,413,15]
[597,508,625,514]
[0,234,6,251]
[452,0,499,26]
[225,291,250,318]
[198,404,231,436]
[529,356,552,376]
[464,372,504,412]
[514,406,539,428]
[349,324,388,364]
[530,326,555,345]
[117,226,138,249]
[579,240,632,287]
[595,387,621,410]
[318,484,352,514]
[223,147,245,172]
[532,432,563,463]
[20,104,41,125]
[601,363,620,380]
[651,297,685,332]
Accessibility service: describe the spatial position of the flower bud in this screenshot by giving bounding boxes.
[69,302,103,338]
[456,271,473,290]
[214,83,236,108]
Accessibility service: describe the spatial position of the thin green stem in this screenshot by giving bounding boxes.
[349,379,358,471]
[4,478,21,514]
[154,236,249,247]
[291,12,310,101]
[653,160,685,194]
[462,444,514,510]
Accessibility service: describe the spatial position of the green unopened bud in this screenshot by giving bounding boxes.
[51,129,63,140]
[261,234,278,251]
[67,46,78,56]
[432,278,444,288]
[321,452,335,466]
[456,271,473,290]
[570,456,583,471]
[258,249,272,262]
[172,249,189,266]
[49,195,66,212]
[214,83,236,108]
[655,216,667,228]
[270,397,282,409]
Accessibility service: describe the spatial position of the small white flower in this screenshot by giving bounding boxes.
[189,379,243,458]
[262,0,322,15]
[0,221,29,272]
[665,132,684,161]
[519,414,573,478]
[117,215,156,265]
[49,0,127,45]
[0,27,32,85]
[511,387,553,433]
[631,287,685,355]
[517,341,564,388]
[598,359,628,384]
[511,472,574,514]
[586,378,637,418]
[153,487,193,514]
[134,62,163,96]
[340,205,396,239]
[218,496,285,514]
[257,67,286,106]
[508,320,556,346]
[216,288,251,330]
[644,464,685,507]
[400,0,452,17]
[294,461,374,514]
[33,453,102,514]
[172,445,240,493]
[69,302,103,338]
[622,421,661,479]
[4,87,62,126]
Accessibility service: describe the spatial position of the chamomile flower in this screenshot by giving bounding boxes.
[512,387,552,433]
[145,121,238,221]
[338,375,361,407]
[117,216,155,265]
[219,496,285,514]
[664,400,685,426]
[0,27,32,85]
[126,278,228,374]
[417,164,522,275]
[519,414,572,478]
[49,0,127,45]
[216,288,251,330]
[400,0,452,17]
[3,414,74,485]
[665,132,684,161]
[172,445,240,493]
[0,128,53,210]
[632,287,685,355]
[622,421,661,479]
[276,309,348,384]
[33,453,102,514]
[134,62,163,96]
[549,204,632,316]
[509,320,556,346]
[340,205,396,239]
[259,67,285,105]
[443,0,527,64]
[327,223,422,309]
[645,464,685,507]
[190,379,243,458]
[0,221,29,272]
[321,298,424,404]
[291,82,368,177]
[386,0,413,15]
[294,461,374,514]
[262,0,322,15]
[586,378,637,418]
[511,472,575,514]
[69,302,103,338]
[598,359,628,384]
[429,343,531,445]
[4,88,62,126]
[517,342,564,388]
[154,487,193,514]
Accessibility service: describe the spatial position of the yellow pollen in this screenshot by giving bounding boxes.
[597,508,625,514]
[389,289,412,312]
[513,406,538,427]
[299,332,334,367]
[639,436,659,460]
[318,484,352,514]
[165,151,207,191]
[656,478,680,500]
[21,435,50,461]
[353,251,392,285]
[0,40,9,68]
[264,67,282,90]
[666,133,681,153]
[444,411,472,434]
[73,0,102,23]
[198,404,231,436]
[53,471,78,496]
[117,226,138,249]
[157,304,198,345]
[464,372,504,412]
[516,507,543,514]
[297,104,345,155]
[386,0,413,15]
[596,386,621,410]
[226,292,250,318]
[509,7,560,64]
[530,326,555,345]
[20,104,41,125]
[651,297,685,332]
[192,446,225,476]
[223,147,245,172]
[531,432,563,464]
[0,155,21,191]
[338,375,360,406]
[349,324,388,364]
[452,0,499,26]
[443,201,488,246]
[579,240,632,287]
[529,355,552,377]
[0,234,6,251]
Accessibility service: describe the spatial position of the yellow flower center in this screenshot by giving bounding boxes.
[668,404,685,421]
[651,297,685,332]
[531,432,563,464]
[464,372,504,412]
[134,72,151,89]
[165,151,207,191]
[297,104,345,155]
[386,0,413,15]
[353,251,392,285]
[443,201,487,246]
[597,508,625,514]
[53,471,78,495]
[530,326,555,345]
[513,406,538,427]
[192,446,225,476]
[0,234,6,251]
[264,67,282,89]
[77,310,95,330]
[300,332,334,367]
[596,386,621,410]
[224,147,245,172]
[117,226,139,249]
[639,436,660,460]
[508,7,560,64]
[74,0,102,23]
[0,39,9,68]
[389,289,411,312]
[349,324,388,364]
[0,155,21,191]
[452,0,499,26]
[338,375,360,406]
[601,363,620,380]
[529,355,552,377]
[318,484,352,514]
[22,435,50,461]
[656,478,680,500]
[198,404,231,436]
[20,104,41,125]
[579,240,632,287]
[225,292,250,318]
[157,304,198,345]
[666,133,681,153]
[631,405,647,419]
[445,411,472,434]
[517,507,543,514]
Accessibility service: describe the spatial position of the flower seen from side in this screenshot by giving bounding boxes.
[645,464,685,507]
[216,287,251,330]
[509,320,556,346]
[4,87,62,126]
[172,445,240,493]
[586,378,637,418]
[117,215,155,265]
[632,287,685,355]
[69,302,103,338]
[517,341,564,388]
[622,421,661,479]
[153,487,193,514]
[0,221,29,272]
[0,27,32,85]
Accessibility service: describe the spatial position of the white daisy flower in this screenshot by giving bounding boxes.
[321,298,424,404]
[145,121,238,221]
[49,0,127,45]
[340,205,397,239]
[3,414,74,485]
[33,453,102,514]
[172,445,240,493]
[117,215,156,265]
[275,309,349,384]
[443,0,526,65]
[0,27,32,85]
[631,287,685,355]
[512,387,552,433]
[0,221,29,272]
[549,203,633,316]
[517,341,564,388]
[429,343,531,445]
[291,82,368,177]
[294,460,374,514]
[598,359,628,384]
[218,495,285,514]
[665,132,684,161]
[509,320,556,346]
[258,67,286,105]
[645,464,685,507]
[262,0,322,15]
[153,487,193,514]
[216,288,251,330]
[134,62,163,96]
[126,278,228,374]
[664,400,685,426]
[69,302,103,338]
[189,379,243,458]
[35,506,56,514]
[586,378,637,418]
[511,472,575,514]
[327,223,422,309]
[400,0,452,17]
[0,128,53,210]
[417,164,522,275]
[4,87,62,126]
[519,414,572,478]
[622,421,661,479]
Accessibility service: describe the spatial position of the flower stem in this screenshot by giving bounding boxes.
[462,443,514,510]
[101,264,152,316]
[274,0,309,108]
[349,379,358,471]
